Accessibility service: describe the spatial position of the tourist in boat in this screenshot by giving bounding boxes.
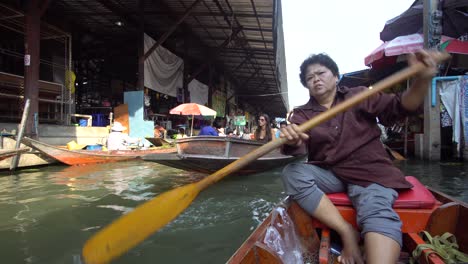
[240,127,252,140]
[275,121,288,138]
[254,113,274,142]
[154,123,166,139]
[198,119,219,136]
[175,128,188,139]
[107,122,140,150]
[278,51,439,264]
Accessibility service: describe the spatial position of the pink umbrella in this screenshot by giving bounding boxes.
[169,103,217,136]
[365,33,468,66]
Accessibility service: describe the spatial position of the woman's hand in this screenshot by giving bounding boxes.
[279,124,309,146]
[407,50,439,80]
[402,50,441,111]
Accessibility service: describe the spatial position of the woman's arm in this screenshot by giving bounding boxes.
[401,50,438,111]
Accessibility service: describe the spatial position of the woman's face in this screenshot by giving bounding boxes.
[305,64,338,102]
[258,116,267,127]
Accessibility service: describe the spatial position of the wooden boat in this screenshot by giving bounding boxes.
[142,136,303,174]
[228,176,467,264]
[0,136,56,169]
[22,137,176,166]
[0,147,29,161]
[145,137,174,147]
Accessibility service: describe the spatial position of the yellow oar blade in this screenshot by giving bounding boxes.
[82,182,201,264]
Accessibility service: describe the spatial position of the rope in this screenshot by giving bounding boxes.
[410,231,468,264]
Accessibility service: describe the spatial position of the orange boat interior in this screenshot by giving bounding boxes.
[228,176,467,264]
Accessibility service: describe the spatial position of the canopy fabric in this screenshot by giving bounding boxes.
[169,103,216,116]
[380,0,468,42]
[365,33,468,66]
[144,33,183,97]
[188,79,209,106]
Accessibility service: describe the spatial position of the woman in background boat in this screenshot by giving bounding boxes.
[107,122,141,150]
[279,51,439,264]
[254,113,274,142]
[175,128,188,139]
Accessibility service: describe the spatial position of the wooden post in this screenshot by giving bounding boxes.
[10,99,30,171]
[422,0,441,160]
[24,0,41,138]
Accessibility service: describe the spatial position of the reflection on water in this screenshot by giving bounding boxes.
[396,160,468,202]
[0,159,466,263]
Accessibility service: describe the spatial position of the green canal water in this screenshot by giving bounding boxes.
[0,160,466,264]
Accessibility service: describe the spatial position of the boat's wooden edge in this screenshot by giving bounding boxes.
[226,211,274,263]
[0,147,30,156]
[176,136,264,146]
[227,198,321,264]
[427,188,468,254]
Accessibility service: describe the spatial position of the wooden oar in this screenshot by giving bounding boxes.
[82,52,450,264]
[384,144,406,160]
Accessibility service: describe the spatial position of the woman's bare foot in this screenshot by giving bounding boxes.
[337,224,364,264]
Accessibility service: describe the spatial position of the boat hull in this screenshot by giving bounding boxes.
[142,136,302,174]
[23,137,176,166]
[0,148,29,161]
[0,137,56,169]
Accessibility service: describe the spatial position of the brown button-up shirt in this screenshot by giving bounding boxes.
[283,86,413,189]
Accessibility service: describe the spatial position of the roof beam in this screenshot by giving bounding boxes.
[191,25,272,32]
[144,0,202,60]
[187,27,242,83]
[61,11,273,18]
[95,0,140,29]
[39,0,51,17]
[208,36,273,43]
[239,67,261,88]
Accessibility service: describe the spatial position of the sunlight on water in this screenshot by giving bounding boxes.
[249,198,276,229]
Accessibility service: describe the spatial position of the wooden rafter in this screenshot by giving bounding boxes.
[144,0,202,60]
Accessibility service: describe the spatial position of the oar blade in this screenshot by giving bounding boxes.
[82,182,200,264]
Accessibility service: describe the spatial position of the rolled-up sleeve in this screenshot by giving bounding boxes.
[355,86,421,126]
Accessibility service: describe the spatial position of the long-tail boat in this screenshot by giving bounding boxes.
[0,147,29,161]
[142,136,303,174]
[22,137,176,166]
[227,176,467,264]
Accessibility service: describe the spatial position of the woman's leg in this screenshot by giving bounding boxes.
[281,163,364,264]
[348,184,401,264]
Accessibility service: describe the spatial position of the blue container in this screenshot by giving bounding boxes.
[79,119,87,127]
[86,145,102,151]
[92,114,106,127]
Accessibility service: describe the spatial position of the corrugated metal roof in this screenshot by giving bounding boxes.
[0,0,289,116]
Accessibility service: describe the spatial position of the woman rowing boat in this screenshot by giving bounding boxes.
[279,50,439,264]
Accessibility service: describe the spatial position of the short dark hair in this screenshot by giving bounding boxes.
[299,53,340,87]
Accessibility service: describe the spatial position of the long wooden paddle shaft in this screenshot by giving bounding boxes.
[82,52,450,264]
